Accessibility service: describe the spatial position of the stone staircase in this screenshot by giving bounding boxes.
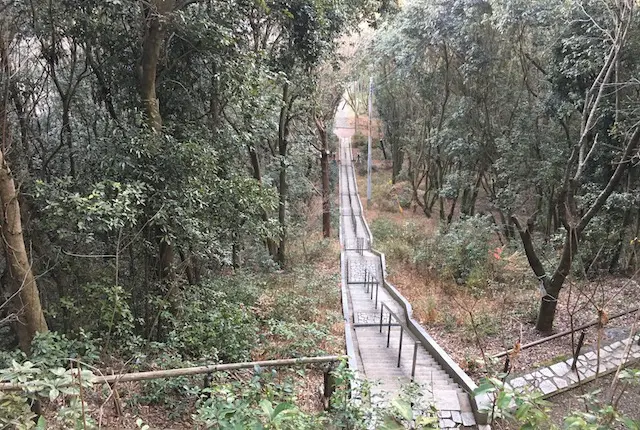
[336,129,486,429]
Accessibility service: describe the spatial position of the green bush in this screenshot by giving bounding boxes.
[265,267,338,323]
[301,238,333,262]
[370,218,402,242]
[81,283,135,342]
[370,219,422,264]
[47,282,135,346]
[31,331,100,368]
[351,132,367,149]
[195,369,325,429]
[0,360,96,429]
[169,286,258,362]
[262,320,335,358]
[383,238,414,264]
[415,215,495,288]
[134,347,199,410]
[206,273,263,308]
[0,331,100,370]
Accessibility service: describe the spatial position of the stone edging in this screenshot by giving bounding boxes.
[369,248,490,425]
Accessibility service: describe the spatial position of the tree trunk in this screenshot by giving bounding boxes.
[247,143,278,256]
[178,248,194,285]
[315,115,330,238]
[610,173,635,273]
[321,147,330,238]
[460,187,472,216]
[629,208,640,271]
[536,229,578,333]
[276,84,291,267]
[391,137,403,183]
[447,196,457,224]
[277,160,287,266]
[545,187,555,237]
[0,71,48,351]
[158,236,174,281]
[426,188,439,216]
[609,207,632,273]
[62,103,75,177]
[231,240,240,269]
[140,1,170,133]
[535,288,559,333]
[141,0,176,281]
[379,139,388,160]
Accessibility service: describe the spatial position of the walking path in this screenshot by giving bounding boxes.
[507,333,640,397]
[335,104,484,429]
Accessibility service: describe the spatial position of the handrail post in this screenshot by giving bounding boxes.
[364,269,368,293]
[374,281,379,309]
[346,261,350,284]
[386,313,392,347]
[379,305,384,333]
[323,364,336,410]
[397,326,404,368]
[370,277,374,300]
[364,273,371,293]
[411,342,418,382]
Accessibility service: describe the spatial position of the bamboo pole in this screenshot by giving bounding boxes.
[0,355,346,391]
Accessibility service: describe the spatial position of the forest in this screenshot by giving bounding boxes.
[364,0,640,331]
[0,0,639,428]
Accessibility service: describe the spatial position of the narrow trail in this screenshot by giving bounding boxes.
[335,104,484,430]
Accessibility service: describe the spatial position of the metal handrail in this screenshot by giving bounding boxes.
[377,302,405,369]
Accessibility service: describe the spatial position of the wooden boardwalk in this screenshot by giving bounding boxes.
[336,121,480,429]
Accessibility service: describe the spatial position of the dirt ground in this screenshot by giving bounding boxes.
[546,373,640,426]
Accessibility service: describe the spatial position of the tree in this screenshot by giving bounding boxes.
[513,0,640,331]
[0,0,383,349]
[0,18,48,352]
[312,65,345,238]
